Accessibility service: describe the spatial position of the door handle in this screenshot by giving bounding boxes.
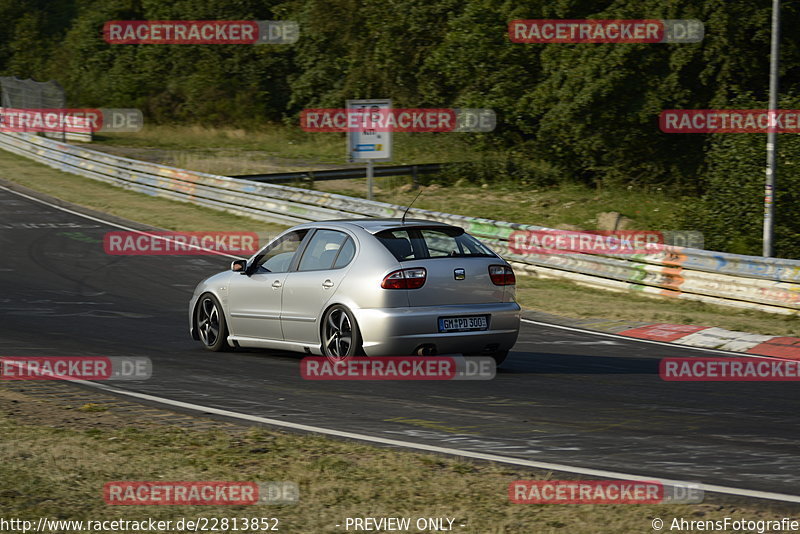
[322,279,334,289]
[272,280,282,289]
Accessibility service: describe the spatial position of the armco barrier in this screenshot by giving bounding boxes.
[0,131,798,315]
[232,163,442,183]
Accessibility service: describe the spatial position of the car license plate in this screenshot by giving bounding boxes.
[438,315,488,332]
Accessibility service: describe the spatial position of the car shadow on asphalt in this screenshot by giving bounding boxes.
[498,350,661,375]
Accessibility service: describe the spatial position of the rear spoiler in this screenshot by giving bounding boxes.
[368,224,465,236]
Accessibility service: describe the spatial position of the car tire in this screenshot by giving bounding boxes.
[492,350,509,367]
[195,293,231,352]
[321,305,362,362]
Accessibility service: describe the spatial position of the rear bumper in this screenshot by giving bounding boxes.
[353,302,520,356]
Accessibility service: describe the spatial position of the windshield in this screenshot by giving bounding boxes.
[375,227,496,261]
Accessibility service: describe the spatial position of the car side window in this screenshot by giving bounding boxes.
[376,230,415,260]
[254,230,308,273]
[333,237,356,268]
[298,229,351,271]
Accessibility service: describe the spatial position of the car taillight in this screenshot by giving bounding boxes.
[381,268,427,289]
[489,265,515,286]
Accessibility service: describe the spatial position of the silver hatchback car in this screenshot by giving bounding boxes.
[189,219,520,364]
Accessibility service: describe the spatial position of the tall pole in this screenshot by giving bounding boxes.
[763,0,781,257]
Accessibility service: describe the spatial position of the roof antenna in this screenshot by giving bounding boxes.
[401,187,424,225]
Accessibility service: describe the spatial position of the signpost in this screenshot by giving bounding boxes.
[763,0,781,257]
[346,99,392,200]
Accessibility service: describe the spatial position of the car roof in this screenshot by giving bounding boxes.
[296,218,461,234]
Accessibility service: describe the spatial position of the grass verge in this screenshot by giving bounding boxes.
[1,383,793,534]
[315,179,679,232]
[94,125,480,166]
[91,125,678,231]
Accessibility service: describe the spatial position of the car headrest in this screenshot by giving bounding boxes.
[384,237,412,259]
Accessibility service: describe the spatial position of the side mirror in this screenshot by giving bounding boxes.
[231,260,247,273]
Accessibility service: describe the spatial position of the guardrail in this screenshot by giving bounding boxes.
[1,130,798,315]
[0,107,93,143]
[232,163,442,184]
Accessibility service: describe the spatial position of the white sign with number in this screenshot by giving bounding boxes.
[346,99,392,162]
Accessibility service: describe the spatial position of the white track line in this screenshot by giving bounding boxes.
[5,184,799,503]
[76,378,800,504]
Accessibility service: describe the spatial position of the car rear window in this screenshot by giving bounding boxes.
[376,227,495,261]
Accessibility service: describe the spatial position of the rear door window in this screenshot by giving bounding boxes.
[298,229,353,271]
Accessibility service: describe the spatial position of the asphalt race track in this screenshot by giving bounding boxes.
[2,184,799,501]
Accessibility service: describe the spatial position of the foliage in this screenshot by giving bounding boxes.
[1,0,799,256]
